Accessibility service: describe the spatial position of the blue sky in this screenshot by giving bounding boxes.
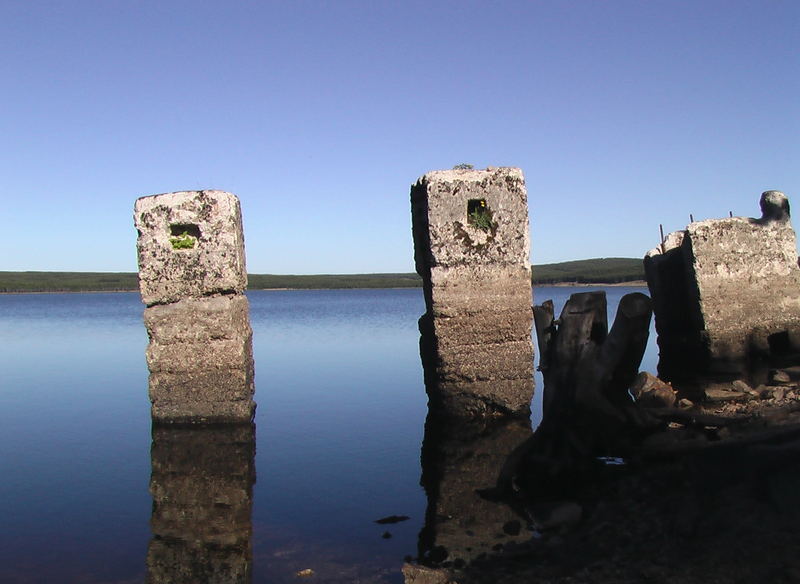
[2,1,797,274]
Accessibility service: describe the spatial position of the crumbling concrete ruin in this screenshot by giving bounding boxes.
[135,190,255,423]
[645,190,800,385]
[411,167,534,418]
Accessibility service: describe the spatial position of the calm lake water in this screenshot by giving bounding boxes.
[0,286,654,583]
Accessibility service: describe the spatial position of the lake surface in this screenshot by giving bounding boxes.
[0,286,654,583]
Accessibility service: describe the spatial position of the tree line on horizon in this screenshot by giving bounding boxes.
[0,258,645,293]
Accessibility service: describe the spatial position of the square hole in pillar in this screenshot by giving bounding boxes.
[467,199,493,230]
[768,330,791,356]
[169,223,201,250]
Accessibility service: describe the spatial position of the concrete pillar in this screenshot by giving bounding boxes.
[134,190,255,423]
[411,167,534,417]
[645,190,800,384]
[147,424,255,583]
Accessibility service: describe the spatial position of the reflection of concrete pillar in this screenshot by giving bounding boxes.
[411,168,534,417]
[645,191,800,382]
[147,424,255,584]
[417,415,532,568]
[134,190,255,423]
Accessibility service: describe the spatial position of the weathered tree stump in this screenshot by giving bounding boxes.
[495,291,661,500]
[491,291,800,522]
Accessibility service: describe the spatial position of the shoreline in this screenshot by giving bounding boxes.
[537,280,647,287]
[416,376,800,584]
[0,281,649,295]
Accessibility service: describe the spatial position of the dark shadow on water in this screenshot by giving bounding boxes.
[147,423,256,584]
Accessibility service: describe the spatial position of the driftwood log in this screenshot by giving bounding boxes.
[495,291,663,500]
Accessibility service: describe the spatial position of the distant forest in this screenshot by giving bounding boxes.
[532,257,645,284]
[0,258,645,293]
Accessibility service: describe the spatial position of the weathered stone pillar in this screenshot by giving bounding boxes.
[645,190,800,384]
[147,424,255,583]
[411,167,534,417]
[134,190,255,423]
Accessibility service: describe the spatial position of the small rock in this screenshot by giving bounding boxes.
[381,531,392,539]
[735,380,761,400]
[295,568,315,578]
[374,514,410,524]
[782,365,800,379]
[759,385,786,400]
[402,563,455,584]
[705,388,746,402]
[771,370,792,384]
[631,372,676,408]
[679,398,694,408]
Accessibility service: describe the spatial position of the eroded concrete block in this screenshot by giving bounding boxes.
[135,191,255,424]
[411,167,534,417]
[142,296,255,424]
[646,190,800,382]
[135,190,246,307]
[143,294,252,343]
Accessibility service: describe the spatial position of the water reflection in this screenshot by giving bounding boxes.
[147,423,256,584]
[416,414,532,569]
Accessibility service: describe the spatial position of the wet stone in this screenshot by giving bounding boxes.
[771,370,792,384]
